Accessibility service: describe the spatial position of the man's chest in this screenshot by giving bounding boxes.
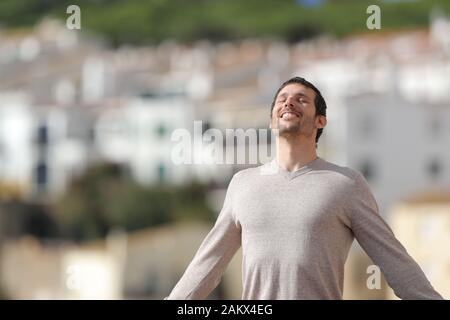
[232,176,350,234]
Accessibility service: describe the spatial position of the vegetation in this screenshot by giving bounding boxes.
[53,163,215,242]
[0,0,449,45]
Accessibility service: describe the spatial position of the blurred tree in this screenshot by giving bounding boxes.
[54,163,119,241]
[1,0,449,45]
[0,200,59,240]
[54,162,215,242]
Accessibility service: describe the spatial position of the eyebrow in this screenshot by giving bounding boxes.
[277,92,310,100]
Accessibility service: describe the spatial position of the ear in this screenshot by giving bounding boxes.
[316,115,327,129]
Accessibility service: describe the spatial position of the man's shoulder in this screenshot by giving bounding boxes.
[231,165,262,180]
[315,158,363,184]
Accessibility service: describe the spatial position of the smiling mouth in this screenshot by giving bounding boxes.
[279,111,300,120]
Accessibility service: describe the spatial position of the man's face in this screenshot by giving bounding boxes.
[270,83,323,139]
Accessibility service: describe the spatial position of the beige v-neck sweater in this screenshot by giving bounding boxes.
[166,157,443,300]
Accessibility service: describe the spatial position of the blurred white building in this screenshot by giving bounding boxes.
[345,91,450,214]
[1,15,450,205]
[0,92,94,200]
[0,93,34,194]
[95,93,228,186]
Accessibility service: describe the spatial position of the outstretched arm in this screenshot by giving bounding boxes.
[347,172,443,300]
[165,175,241,299]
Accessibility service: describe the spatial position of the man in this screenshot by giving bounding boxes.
[166,77,443,300]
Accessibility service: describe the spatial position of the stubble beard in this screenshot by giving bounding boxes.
[275,117,315,139]
[278,120,301,138]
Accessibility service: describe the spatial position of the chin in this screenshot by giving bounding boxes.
[279,126,300,135]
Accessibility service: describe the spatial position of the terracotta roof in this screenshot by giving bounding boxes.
[401,190,450,204]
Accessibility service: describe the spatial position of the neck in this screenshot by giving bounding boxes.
[275,135,318,172]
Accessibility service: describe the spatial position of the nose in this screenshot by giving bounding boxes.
[284,97,295,108]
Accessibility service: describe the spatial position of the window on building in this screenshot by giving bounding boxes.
[359,160,376,182]
[427,158,442,180]
[37,123,48,146]
[88,127,96,142]
[0,141,4,159]
[201,121,211,134]
[157,163,166,183]
[35,161,48,187]
[428,112,442,139]
[360,112,376,141]
[155,123,167,138]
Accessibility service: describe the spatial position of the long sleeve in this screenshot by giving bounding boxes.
[347,172,443,300]
[165,175,242,299]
